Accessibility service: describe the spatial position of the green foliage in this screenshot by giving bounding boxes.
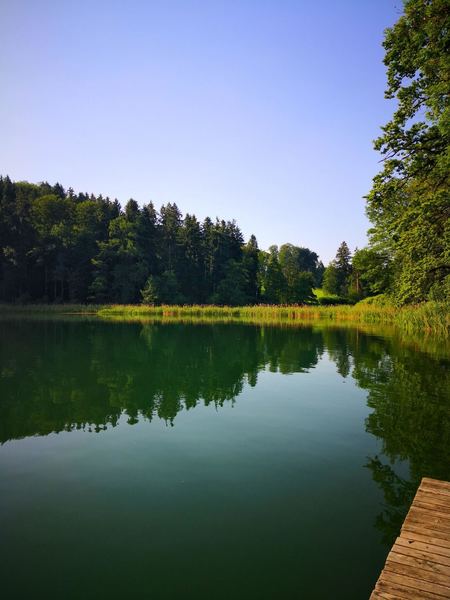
[210,259,249,305]
[429,274,450,301]
[351,247,392,297]
[278,243,321,291]
[259,246,286,303]
[89,215,148,303]
[323,241,353,298]
[317,296,348,306]
[157,270,186,305]
[140,275,159,305]
[322,264,339,295]
[313,288,345,305]
[366,0,450,304]
[2,176,286,305]
[242,235,260,303]
[356,294,394,308]
[334,241,352,296]
[258,244,319,304]
[283,271,315,304]
[177,214,204,302]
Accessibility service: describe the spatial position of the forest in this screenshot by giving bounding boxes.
[0,177,327,305]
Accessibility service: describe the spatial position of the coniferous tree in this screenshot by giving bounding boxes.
[0,176,327,306]
[242,235,260,303]
[178,214,204,302]
[210,259,249,305]
[334,241,352,296]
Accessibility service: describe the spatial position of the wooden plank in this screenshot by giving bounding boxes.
[415,492,450,513]
[406,511,450,529]
[371,579,442,600]
[422,479,450,493]
[393,539,450,566]
[417,488,450,503]
[395,536,450,559]
[402,523,450,545]
[384,559,450,588]
[388,551,450,577]
[417,485,450,501]
[404,512,450,533]
[370,478,450,599]
[409,499,450,517]
[371,591,410,600]
[415,501,450,517]
[405,512,450,534]
[419,485,450,501]
[399,529,450,552]
[411,504,450,519]
[381,569,450,597]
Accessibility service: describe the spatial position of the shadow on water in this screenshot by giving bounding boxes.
[1,317,449,548]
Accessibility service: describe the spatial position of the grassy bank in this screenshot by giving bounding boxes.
[97,301,449,335]
[1,301,448,335]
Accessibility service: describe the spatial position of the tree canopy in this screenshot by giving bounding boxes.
[365,0,449,304]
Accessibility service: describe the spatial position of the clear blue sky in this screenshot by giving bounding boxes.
[1,0,400,264]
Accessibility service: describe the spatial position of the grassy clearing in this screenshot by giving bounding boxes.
[312,288,347,305]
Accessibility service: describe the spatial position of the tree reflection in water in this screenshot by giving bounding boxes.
[1,318,449,545]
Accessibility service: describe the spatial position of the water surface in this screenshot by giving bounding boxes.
[0,319,449,599]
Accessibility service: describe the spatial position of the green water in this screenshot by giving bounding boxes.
[0,319,449,600]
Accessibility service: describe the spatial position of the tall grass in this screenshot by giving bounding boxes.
[1,300,447,335]
[97,301,449,335]
[394,301,449,335]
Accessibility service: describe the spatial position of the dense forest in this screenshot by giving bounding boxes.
[0,176,326,305]
[0,0,448,307]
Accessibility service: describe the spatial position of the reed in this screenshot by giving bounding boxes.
[2,301,447,335]
[97,301,449,335]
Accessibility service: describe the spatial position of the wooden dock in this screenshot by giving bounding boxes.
[370,477,450,599]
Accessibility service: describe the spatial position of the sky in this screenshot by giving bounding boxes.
[0,0,401,264]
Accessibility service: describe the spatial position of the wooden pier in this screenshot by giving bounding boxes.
[370,477,450,599]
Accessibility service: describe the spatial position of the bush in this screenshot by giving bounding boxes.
[317,296,348,306]
[356,294,394,307]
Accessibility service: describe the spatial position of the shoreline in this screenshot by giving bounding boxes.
[0,301,448,336]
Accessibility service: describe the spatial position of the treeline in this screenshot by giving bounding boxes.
[0,176,324,305]
[321,238,443,305]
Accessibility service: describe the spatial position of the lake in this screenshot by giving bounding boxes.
[0,318,449,599]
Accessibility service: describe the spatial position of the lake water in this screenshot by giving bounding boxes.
[0,318,449,599]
